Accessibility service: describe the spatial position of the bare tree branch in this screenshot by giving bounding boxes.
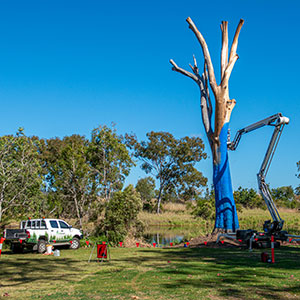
[170,18,244,164]
[186,17,218,95]
[221,19,244,88]
[229,19,244,63]
[220,21,228,80]
[188,61,213,143]
[169,59,199,82]
[170,57,213,145]
[193,55,197,68]
[221,54,239,87]
[203,63,212,120]
[199,89,213,143]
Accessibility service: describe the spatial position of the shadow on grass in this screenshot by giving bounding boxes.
[111,246,300,300]
[0,251,83,288]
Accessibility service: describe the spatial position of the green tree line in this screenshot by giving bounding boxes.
[192,185,300,220]
[0,125,299,240]
[0,126,208,237]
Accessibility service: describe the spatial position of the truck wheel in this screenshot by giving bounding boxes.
[11,243,24,254]
[70,237,80,250]
[37,239,47,254]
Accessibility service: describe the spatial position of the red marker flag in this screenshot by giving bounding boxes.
[170,242,173,246]
[271,235,275,263]
[136,242,140,247]
[119,242,123,247]
[0,237,5,256]
[153,243,156,247]
[204,241,207,246]
[86,240,90,246]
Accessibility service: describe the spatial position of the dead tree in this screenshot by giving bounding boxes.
[170,18,244,231]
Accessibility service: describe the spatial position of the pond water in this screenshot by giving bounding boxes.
[143,226,203,245]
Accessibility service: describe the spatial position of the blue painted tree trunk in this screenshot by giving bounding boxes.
[213,122,239,231]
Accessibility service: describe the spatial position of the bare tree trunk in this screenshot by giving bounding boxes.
[73,193,82,230]
[156,186,163,214]
[170,18,244,231]
[103,146,108,201]
[0,201,2,223]
[0,185,5,223]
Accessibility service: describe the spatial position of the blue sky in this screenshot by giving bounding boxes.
[0,0,299,191]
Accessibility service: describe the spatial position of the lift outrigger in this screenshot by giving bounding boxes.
[217,113,299,249]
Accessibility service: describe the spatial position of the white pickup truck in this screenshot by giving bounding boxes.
[4,218,83,253]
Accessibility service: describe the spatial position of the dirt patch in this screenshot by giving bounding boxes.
[281,240,300,246]
[174,234,300,249]
[123,235,152,248]
[167,233,243,249]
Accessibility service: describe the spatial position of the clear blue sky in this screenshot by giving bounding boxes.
[0,0,299,191]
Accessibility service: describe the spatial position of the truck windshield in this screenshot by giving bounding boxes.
[59,221,69,229]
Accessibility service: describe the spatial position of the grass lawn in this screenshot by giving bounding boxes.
[1,245,300,299]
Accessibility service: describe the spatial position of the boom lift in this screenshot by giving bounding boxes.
[217,113,295,248]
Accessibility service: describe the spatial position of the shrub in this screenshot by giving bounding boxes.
[234,187,263,209]
[192,198,215,219]
[191,188,215,219]
[271,186,298,209]
[99,185,144,244]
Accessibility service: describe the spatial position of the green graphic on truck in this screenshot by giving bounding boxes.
[4,218,83,253]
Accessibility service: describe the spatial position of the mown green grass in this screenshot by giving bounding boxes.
[1,245,300,299]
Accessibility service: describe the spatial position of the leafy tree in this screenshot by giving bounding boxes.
[101,185,143,244]
[135,177,156,211]
[88,125,134,202]
[40,125,133,227]
[42,135,92,229]
[192,187,215,219]
[0,128,43,223]
[126,131,207,213]
[173,165,208,202]
[296,161,300,196]
[234,187,263,209]
[271,186,297,209]
[39,137,65,216]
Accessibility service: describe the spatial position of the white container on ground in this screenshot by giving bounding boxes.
[46,245,52,254]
